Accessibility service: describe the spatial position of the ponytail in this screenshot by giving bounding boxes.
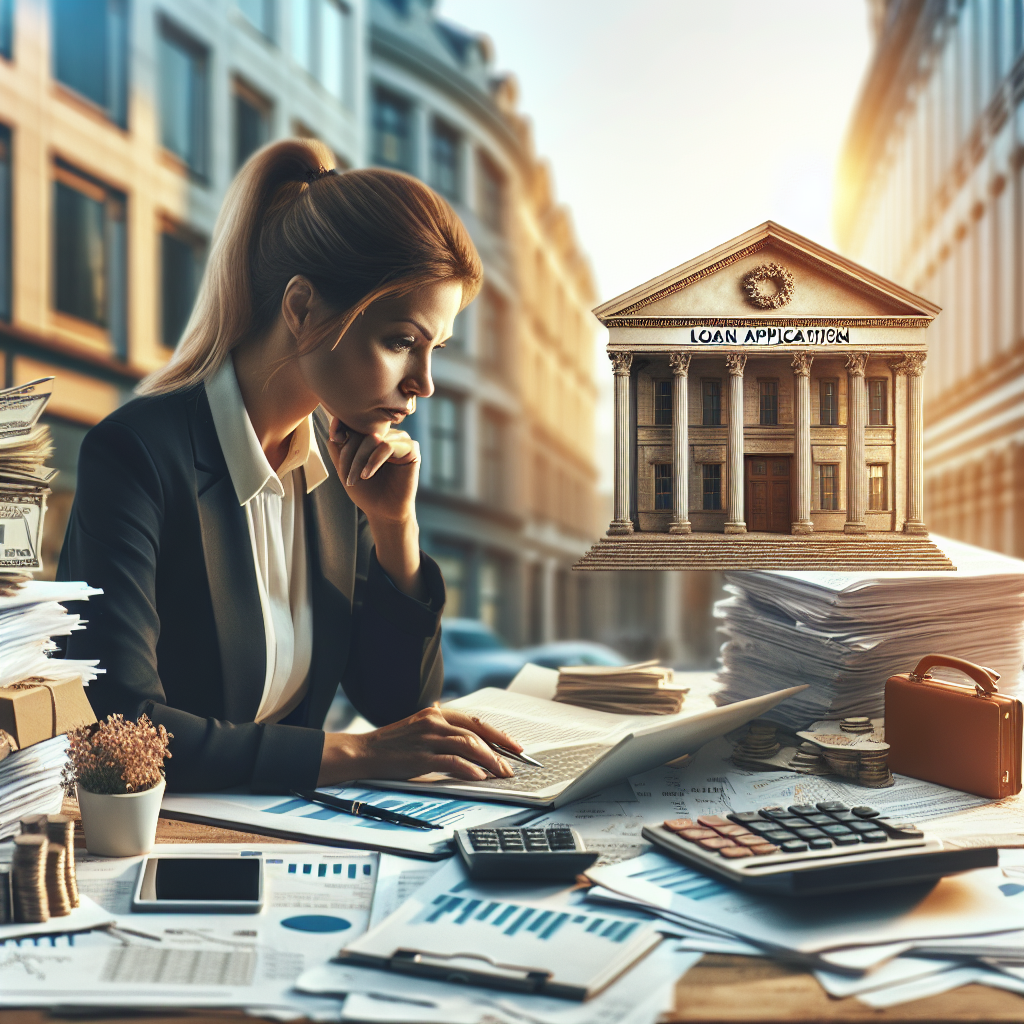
[139,138,482,396]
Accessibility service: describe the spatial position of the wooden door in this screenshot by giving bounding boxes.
[746,457,791,533]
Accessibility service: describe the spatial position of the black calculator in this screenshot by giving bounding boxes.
[642,802,999,896]
[454,825,598,881]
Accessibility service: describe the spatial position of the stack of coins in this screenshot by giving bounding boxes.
[855,748,895,788]
[821,747,860,780]
[12,834,49,923]
[44,845,71,917]
[731,722,781,767]
[46,815,79,909]
[840,717,873,734]
[0,868,11,924]
[789,741,830,775]
[19,814,48,835]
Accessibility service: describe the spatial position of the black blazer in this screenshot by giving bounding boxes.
[56,384,445,793]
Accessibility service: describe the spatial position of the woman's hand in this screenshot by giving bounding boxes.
[317,706,526,787]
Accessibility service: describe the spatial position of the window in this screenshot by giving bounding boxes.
[0,0,12,60]
[868,379,888,425]
[161,225,206,349]
[480,409,505,506]
[429,394,462,490]
[868,464,887,511]
[477,286,505,370]
[292,0,349,102]
[159,21,208,177]
[702,379,721,425]
[702,464,722,510]
[54,162,127,357]
[431,548,465,618]
[654,463,672,510]
[430,118,461,201]
[477,152,504,233]
[237,0,274,38]
[234,79,272,169]
[0,125,9,321]
[479,558,503,631]
[52,0,128,126]
[820,378,838,425]
[653,380,672,426]
[372,87,413,171]
[819,464,838,510]
[758,380,778,425]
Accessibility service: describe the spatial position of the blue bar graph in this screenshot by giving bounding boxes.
[630,861,727,902]
[261,789,482,832]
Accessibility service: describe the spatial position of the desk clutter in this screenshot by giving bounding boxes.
[553,660,688,714]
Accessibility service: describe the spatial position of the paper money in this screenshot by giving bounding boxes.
[0,491,47,570]
[0,378,53,441]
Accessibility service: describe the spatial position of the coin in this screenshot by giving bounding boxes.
[12,834,48,923]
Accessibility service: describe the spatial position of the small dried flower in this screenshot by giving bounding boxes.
[61,714,172,796]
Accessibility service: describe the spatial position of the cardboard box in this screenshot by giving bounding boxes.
[0,677,96,748]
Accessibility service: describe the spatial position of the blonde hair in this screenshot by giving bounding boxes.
[139,139,483,396]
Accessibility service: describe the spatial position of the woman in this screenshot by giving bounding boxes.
[57,139,521,793]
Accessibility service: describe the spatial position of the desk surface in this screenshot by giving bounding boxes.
[2,806,1021,1024]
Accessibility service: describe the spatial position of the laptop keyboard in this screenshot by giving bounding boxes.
[461,744,610,790]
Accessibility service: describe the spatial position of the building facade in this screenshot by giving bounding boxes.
[594,223,938,539]
[836,0,1024,557]
[0,0,366,572]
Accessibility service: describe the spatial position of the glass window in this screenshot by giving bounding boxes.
[291,0,313,71]
[161,227,206,349]
[477,152,504,233]
[237,0,274,39]
[159,22,208,177]
[654,463,672,510]
[759,380,778,425]
[432,548,465,618]
[480,409,505,506]
[653,380,672,426]
[54,163,127,357]
[0,125,10,322]
[479,558,502,631]
[702,379,721,425]
[0,0,12,60]
[430,118,461,201]
[819,464,838,510]
[702,464,722,510]
[429,394,462,490]
[318,0,347,102]
[820,378,838,425]
[477,286,505,370]
[52,0,128,126]
[372,87,413,171]
[234,81,272,169]
[868,379,888,425]
[869,464,887,511]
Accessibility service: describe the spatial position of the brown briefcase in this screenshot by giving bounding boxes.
[885,654,1022,799]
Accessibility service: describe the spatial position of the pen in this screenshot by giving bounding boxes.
[291,790,443,830]
[490,742,545,770]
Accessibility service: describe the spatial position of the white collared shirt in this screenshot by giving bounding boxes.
[205,361,330,724]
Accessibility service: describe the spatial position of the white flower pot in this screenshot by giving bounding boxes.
[76,778,166,857]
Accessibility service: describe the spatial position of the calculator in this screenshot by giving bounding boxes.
[454,825,598,881]
[641,802,999,896]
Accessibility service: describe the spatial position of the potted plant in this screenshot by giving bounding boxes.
[62,714,172,857]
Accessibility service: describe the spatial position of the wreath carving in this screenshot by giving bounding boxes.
[742,263,795,310]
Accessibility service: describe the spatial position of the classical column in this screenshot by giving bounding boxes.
[844,352,869,534]
[903,353,928,534]
[791,352,814,534]
[668,352,691,534]
[724,352,747,534]
[608,352,634,535]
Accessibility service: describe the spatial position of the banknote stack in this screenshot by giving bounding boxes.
[0,377,56,596]
[554,660,687,714]
[714,536,1024,730]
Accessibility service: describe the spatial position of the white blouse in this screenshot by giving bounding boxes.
[205,361,329,724]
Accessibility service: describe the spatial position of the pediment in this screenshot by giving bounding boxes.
[594,222,940,326]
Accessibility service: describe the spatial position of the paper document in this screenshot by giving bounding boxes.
[161,786,533,859]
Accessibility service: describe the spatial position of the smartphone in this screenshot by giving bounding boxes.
[131,855,264,914]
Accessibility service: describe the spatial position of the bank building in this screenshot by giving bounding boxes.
[575,223,954,571]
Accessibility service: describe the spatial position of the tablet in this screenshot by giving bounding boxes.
[131,855,264,914]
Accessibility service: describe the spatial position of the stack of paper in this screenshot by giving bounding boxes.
[554,660,687,714]
[714,536,1024,729]
[0,734,70,839]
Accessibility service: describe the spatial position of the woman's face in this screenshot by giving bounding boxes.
[297,279,462,437]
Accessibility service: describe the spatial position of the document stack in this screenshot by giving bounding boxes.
[715,536,1024,730]
[553,660,687,714]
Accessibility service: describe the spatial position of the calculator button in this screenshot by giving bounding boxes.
[833,834,861,846]
[758,807,790,820]
[787,804,819,816]
[793,827,826,840]
[849,820,879,833]
[699,837,737,850]
[816,802,848,812]
[750,844,779,856]
[802,814,834,826]
[720,846,755,859]
[663,818,695,832]
[882,823,924,839]
[821,824,852,836]
[808,838,833,850]
[678,828,718,841]
[735,834,767,847]
[762,830,796,843]
[780,840,808,853]
[829,811,857,823]
[716,824,753,837]
[861,830,889,843]
[745,821,782,837]
[774,818,805,830]
[697,815,730,827]
[851,806,880,818]
[726,812,763,824]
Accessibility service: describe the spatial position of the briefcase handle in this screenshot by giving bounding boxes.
[909,654,1000,695]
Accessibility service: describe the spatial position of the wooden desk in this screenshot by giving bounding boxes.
[3,808,1021,1024]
